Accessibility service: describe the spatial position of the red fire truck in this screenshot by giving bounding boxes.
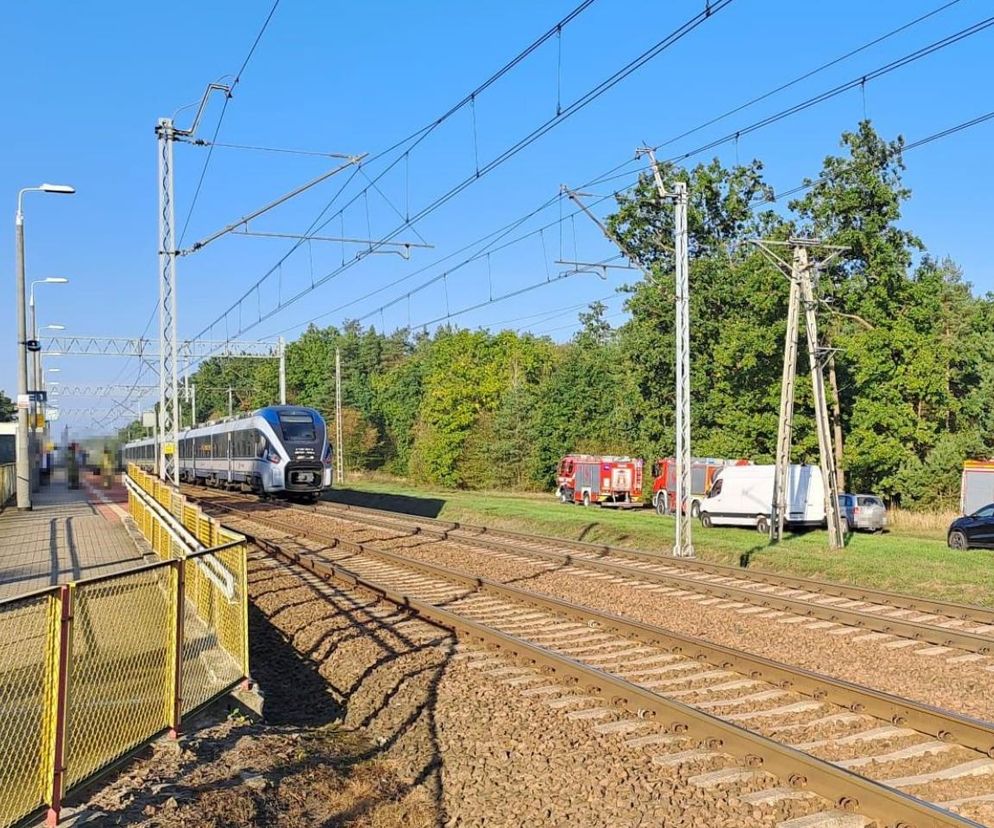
[556,454,644,507]
[651,457,749,516]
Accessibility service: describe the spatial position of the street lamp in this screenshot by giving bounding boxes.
[14,183,74,509]
[30,278,69,389]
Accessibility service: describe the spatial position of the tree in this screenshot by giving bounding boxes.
[0,390,15,423]
[530,304,630,487]
[145,122,994,510]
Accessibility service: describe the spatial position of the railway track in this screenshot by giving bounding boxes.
[308,499,994,656]
[191,491,994,827]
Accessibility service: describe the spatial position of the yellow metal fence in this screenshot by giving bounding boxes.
[0,468,250,828]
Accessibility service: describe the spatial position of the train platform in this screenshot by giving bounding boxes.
[0,468,149,600]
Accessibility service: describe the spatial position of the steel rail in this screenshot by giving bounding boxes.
[185,486,994,653]
[219,503,994,759]
[234,514,984,828]
[314,500,994,626]
[302,502,994,653]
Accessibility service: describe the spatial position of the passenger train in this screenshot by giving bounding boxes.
[123,405,332,500]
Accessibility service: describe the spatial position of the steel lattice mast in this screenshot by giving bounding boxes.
[156,117,179,485]
[671,181,693,558]
[565,148,694,558]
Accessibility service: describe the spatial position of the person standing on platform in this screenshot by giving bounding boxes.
[101,446,113,489]
[67,442,80,489]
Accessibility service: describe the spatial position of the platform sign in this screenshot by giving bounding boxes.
[141,411,157,428]
[16,394,29,410]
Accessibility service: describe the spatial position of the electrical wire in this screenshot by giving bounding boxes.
[409,270,591,331]
[191,0,735,346]
[360,104,994,337]
[178,0,282,246]
[754,107,994,206]
[190,0,602,343]
[657,0,965,152]
[262,5,989,341]
[532,309,628,337]
[190,141,352,158]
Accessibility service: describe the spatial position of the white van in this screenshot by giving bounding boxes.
[698,464,825,533]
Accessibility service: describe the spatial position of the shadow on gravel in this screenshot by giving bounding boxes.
[321,487,446,518]
[249,600,344,727]
[250,563,454,827]
[504,557,571,587]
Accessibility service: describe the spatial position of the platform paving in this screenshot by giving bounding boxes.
[0,469,149,600]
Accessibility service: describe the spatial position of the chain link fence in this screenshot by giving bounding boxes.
[0,467,249,828]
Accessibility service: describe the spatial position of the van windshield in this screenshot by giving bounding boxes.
[279,413,316,442]
[857,496,882,507]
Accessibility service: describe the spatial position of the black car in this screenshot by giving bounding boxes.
[947,503,994,549]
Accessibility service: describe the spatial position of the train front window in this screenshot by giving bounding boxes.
[279,413,316,442]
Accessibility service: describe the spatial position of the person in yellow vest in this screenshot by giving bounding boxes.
[101,446,114,489]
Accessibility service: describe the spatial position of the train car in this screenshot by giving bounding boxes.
[123,405,332,500]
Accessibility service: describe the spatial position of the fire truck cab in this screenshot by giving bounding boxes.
[556,454,643,508]
[651,457,749,517]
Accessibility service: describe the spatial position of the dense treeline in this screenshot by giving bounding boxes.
[123,123,994,508]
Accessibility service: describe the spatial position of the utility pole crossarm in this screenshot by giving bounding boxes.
[181,154,367,256]
[562,186,648,277]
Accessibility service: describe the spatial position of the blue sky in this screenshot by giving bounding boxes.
[2,0,992,434]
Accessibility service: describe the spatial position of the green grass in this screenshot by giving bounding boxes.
[327,475,994,608]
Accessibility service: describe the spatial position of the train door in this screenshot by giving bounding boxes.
[227,432,233,483]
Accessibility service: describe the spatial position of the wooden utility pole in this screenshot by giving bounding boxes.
[752,239,847,550]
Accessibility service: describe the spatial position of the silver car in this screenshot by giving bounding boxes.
[838,493,887,532]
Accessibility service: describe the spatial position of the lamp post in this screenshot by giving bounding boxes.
[15,183,74,509]
[29,279,69,489]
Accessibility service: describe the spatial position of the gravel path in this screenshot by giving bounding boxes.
[268,506,994,725]
[188,493,994,825]
[245,551,836,827]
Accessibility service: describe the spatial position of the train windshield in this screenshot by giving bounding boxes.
[279,413,316,442]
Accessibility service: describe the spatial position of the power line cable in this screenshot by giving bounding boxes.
[263,3,984,339]
[192,0,735,345]
[667,14,994,165]
[178,0,282,246]
[181,139,357,159]
[754,107,994,206]
[658,0,965,152]
[190,0,602,341]
[362,105,994,337]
